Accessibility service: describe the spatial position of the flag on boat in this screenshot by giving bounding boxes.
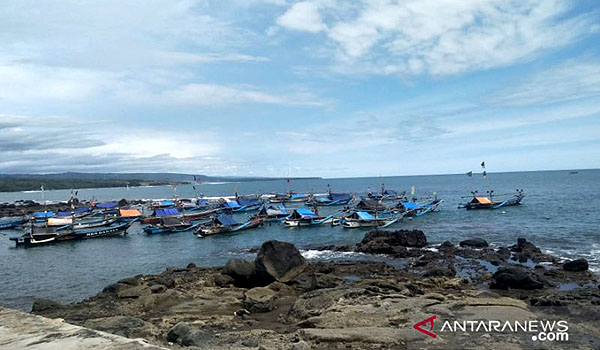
[410,186,415,196]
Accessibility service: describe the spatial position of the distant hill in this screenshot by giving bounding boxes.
[0,172,321,192]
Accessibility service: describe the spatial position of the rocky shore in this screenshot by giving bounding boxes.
[33,230,600,349]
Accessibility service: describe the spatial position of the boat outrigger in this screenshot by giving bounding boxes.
[459,190,525,210]
[396,199,444,217]
[0,217,27,230]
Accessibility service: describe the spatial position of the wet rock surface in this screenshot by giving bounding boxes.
[34,233,600,350]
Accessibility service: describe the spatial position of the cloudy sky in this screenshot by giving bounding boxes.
[1,0,599,177]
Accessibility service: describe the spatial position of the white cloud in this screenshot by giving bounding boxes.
[276,0,599,76]
[276,1,327,33]
[492,59,600,106]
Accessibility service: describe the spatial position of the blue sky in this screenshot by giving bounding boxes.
[0,0,599,177]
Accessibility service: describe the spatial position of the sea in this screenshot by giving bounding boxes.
[1,170,599,311]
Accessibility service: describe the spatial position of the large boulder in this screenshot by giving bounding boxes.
[490,268,544,290]
[222,258,257,287]
[459,238,489,248]
[355,230,427,257]
[243,287,276,313]
[510,238,553,262]
[563,258,588,272]
[362,229,427,248]
[255,240,306,283]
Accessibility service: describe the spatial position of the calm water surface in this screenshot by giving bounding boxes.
[1,170,599,311]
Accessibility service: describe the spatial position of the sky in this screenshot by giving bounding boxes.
[0,0,599,178]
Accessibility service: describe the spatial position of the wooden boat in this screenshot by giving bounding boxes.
[269,192,311,203]
[10,221,132,246]
[144,217,200,234]
[367,185,406,201]
[283,209,338,227]
[0,217,27,230]
[254,205,289,221]
[308,192,352,206]
[396,199,444,217]
[337,211,403,229]
[195,216,262,237]
[458,190,525,210]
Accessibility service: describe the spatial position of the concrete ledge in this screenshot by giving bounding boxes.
[0,307,169,350]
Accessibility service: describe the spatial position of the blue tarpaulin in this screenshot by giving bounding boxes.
[401,202,421,210]
[295,208,316,218]
[159,200,174,206]
[238,198,260,207]
[356,211,374,220]
[34,211,55,218]
[197,199,209,206]
[330,193,351,201]
[154,208,181,217]
[216,215,238,226]
[96,202,118,209]
[223,201,241,208]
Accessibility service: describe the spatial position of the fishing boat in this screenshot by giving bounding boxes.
[367,184,406,201]
[458,190,525,210]
[144,217,200,234]
[283,208,338,227]
[56,207,93,219]
[269,192,311,203]
[396,199,444,217]
[33,211,56,222]
[254,204,289,221]
[336,211,403,229]
[0,217,27,230]
[10,221,132,246]
[308,192,352,206]
[195,215,262,237]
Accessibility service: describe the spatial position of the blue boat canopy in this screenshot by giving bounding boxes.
[159,200,174,206]
[216,215,238,226]
[196,199,209,206]
[96,202,118,209]
[295,208,316,218]
[223,201,241,208]
[238,198,260,207]
[154,208,181,217]
[290,193,307,200]
[356,211,374,220]
[401,202,421,210]
[330,193,351,201]
[34,211,55,218]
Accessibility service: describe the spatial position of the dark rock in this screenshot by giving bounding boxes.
[563,258,589,272]
[182,329,213,347]
[439,241,454,250]
[222,258,257,287]
[255,240,306,283]
[186,262,197,269]
[102,283,126,294]
[490,268,544,290]
[497,247,511,260]
[214,273,234,287]
[459,238,488,248]
[424,265,456,278]
[118,277,140,286]
[167,322,191,344]
[31,299,62,313]
[359,229,427,249]
[243,287,276,313]
[510,238,551,262]
[150,284,167,293]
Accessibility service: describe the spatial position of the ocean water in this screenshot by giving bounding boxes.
[1,170,599,311]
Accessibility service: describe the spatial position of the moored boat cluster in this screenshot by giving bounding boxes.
[1,187,525,246]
